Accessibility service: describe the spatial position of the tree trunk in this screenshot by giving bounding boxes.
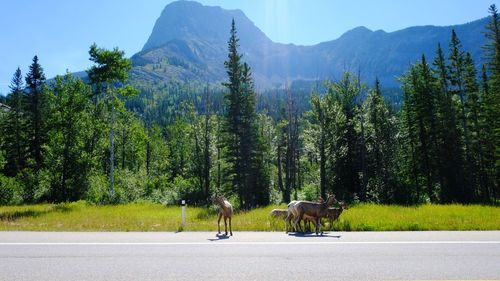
[109,97,115,198]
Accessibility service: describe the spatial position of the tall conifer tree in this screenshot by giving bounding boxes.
[25,56,46,172]
[1,68,28,176]
[222,19,268,209]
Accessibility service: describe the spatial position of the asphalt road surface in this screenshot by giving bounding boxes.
[0,231,499,281]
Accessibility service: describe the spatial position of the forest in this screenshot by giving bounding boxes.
[0,6,499,209]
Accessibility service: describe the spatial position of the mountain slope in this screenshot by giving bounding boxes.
[130,1,488,88]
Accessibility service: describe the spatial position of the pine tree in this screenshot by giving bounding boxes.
[1,68,28,176]
[463,52,487,201]
[483,5,500,199]
[432,43,465,203]
[448,30,476,202]
[401,56,441,202]
[310,93,327,199]
[222,19,268,209]
[480,65,496,201]
[323,73,361,200]
[363,78,396,202]
[276,88,300,202]
[25,56,46,172]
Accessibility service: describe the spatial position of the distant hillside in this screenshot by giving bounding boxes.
[130,0,488,89]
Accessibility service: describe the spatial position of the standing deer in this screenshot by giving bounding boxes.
[212,194,233,236]
[325,201,349,229]
[294,193,337,235]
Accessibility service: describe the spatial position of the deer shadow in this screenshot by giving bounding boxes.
[287,232,341,239]
[207,233,231,241]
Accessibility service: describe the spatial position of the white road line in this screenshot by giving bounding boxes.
[0,241,499,245]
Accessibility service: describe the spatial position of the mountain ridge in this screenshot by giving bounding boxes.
[130,1,488,89]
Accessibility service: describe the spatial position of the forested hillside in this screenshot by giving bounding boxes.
[0,4,498,208]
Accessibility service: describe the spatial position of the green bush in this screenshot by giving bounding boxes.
[115,169,147,203]
[299,183,320,201]
[0,175,22,205]
[85,171,108,204]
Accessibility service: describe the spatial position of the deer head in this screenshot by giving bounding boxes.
[326,193,337,205]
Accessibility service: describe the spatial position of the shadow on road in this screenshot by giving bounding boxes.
[287,232,341,239]
[207,233,231,241]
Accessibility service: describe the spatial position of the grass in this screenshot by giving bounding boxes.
[0,201,499,231]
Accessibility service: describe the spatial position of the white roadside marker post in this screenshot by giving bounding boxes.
[181,200,186,227]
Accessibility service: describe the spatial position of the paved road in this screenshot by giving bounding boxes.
[0,231,499,281]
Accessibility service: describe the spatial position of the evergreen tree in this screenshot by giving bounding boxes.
[363,79,396,202]
[1,68,28,176]
[310,93,327,199]
[401,56,441,202]
[463,52,487,201]
[222,19,269,209]
[276,89,300,202]
[483,5,500,199]
[448,30,474,202]
[432,43,465,203]
[323,73,361,200]
[25,56,47,172]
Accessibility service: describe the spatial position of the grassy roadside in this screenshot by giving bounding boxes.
[0,201,499,231]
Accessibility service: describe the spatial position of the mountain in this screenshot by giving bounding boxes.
[130,0,488,89]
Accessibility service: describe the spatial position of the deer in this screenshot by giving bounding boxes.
[270,209,288,219]
[293,193,337,235]
[211,194,233,236]
[286,197,332,233]
[325,201,348,229]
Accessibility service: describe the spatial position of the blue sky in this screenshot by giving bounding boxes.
[0,0,498,94]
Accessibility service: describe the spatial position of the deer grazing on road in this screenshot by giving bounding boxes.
[212,194,233,236]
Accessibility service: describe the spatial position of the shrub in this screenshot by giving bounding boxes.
[115,169,147,203]
[0,175,22,205]
[299,183,321,201]
[85,171,108,204]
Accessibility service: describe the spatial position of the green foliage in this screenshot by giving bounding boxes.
[114,169,147,203]
[323,73,362,200]
[0,175,22,205]
[87,43,138,200]
[44,73,93,202]
[484,5,500,196]
[0,5,498,208]
[87,43,132,85]
[299,183,320,201]
[24,55,47,172]
[362,79,397,203]
[85,171,109,204]
[1,68,28,177]
[222,19,269,209]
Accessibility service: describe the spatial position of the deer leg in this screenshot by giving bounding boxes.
[294,213,302,233]
[224,216,228,236]
[285,213,291,233]
[229,217,232,236]
[217,213,222,234]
